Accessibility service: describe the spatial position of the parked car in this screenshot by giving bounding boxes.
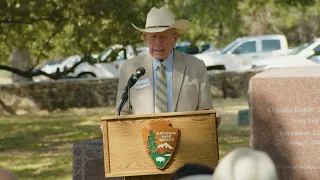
[58,55,120,78]
[60,44,136,79]
[175,41,215,55]
[136,46,149,55]
[175,41,197,54]
[216,34,289,57]
[251,38,320,70]
[195,34,290,71]
[199,42,216,53]
[32,60,64,82]
[32,60,62,74]
[289,39,320,63]
[98,44,136,72]
[33,45,135,82]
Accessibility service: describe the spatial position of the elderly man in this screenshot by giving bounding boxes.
[116,7,220,123]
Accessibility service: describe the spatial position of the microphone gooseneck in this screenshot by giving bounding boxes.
[117,67,145,116]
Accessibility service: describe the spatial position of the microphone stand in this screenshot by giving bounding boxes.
[128,79,131,115]
[116,74,134,116]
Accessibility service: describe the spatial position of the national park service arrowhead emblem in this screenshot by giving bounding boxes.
[141,120,179,169]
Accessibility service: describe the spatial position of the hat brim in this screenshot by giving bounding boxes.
[132,19,192,34]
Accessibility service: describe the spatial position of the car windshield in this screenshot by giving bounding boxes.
[289,41,315,55]
[99,46,126,62]
[99,48,113,60]
[220,39,241,54]
[33,60,61,71]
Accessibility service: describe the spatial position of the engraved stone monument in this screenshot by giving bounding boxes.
[248,67,320,180]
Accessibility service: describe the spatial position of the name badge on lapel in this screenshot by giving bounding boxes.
[133,78,150,89]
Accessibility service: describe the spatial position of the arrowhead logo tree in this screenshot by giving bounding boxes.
[148,130,158,151]
[142,120,179,169]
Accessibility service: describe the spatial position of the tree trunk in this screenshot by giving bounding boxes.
[10,48,33,83]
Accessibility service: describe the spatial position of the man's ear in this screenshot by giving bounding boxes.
[174,32,179,42]
[143,33,148,43]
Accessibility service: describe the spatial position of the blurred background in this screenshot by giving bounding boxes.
[1,0,320,82]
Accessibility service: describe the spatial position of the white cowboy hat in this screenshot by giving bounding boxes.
[212,147,278,180]
[132,6,192,34]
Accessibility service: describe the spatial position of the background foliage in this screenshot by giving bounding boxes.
[1,0,320,67]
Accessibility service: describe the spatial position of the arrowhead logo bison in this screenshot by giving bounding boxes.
[141,120,179,169]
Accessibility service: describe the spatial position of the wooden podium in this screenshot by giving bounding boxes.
[101,110,219,180]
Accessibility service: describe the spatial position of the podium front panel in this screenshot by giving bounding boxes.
[101,110,218,177]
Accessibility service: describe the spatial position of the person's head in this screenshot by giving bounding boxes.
[0,168,19,180]
[132,6,192,60]
[212,147,278,180]
[143,29,179,60]
[171,163,214,180]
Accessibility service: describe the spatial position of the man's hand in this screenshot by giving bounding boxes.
[216,113,221,128]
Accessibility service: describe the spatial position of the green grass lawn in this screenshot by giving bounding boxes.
[215,98,250,157]
[0,98,249,179]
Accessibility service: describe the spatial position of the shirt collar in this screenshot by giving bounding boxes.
[152,51,174,71]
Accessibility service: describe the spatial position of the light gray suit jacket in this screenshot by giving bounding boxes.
[116,51,213,115]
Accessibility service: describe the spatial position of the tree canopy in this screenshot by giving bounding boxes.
[1,0,319,79]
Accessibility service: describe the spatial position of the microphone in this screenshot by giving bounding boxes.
[129,67,145,88]
[117,67,145,116]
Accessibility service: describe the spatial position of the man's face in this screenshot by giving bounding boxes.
[143,29,179,61]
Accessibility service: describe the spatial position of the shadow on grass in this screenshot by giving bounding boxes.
[14,158,72,180]
[0,113,103,180]
[0,119,102,152]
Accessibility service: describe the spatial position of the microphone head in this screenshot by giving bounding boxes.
[136,67,145,76]
[130,67,145,87]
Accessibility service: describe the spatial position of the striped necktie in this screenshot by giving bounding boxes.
[155,63,168,113]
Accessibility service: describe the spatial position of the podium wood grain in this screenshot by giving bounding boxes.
[101,110,218,179]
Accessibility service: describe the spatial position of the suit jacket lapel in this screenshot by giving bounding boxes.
[172,51,186,111]
[141,53,154,114]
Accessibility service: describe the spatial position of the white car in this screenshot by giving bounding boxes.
[251,38,320,70]
[97,44,136,72]
[33,45,135,82]
[195,34,290,71]
[251,56,319,70]
[214,34,289,57]
[58,55,120,78]
[58,44,136,79]
[136,46,149,55]
[195,52,249,71]
[32,55,120,82]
